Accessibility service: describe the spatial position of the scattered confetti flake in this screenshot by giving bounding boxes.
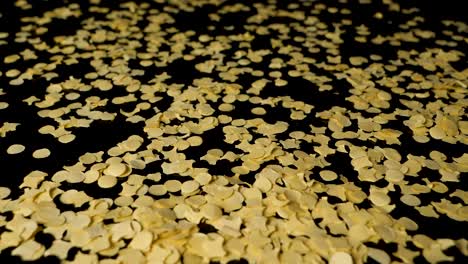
[330,251,353,264]
[129,231,153,252]
[6,144,25,154]
[0,122,20,137]
[11,240,45,261]
[32,148,51,159]
[319,170,338,181]
[58,134,76,144]
[97,175,117,188]
[0,101,8,109]
[0,186,11,199]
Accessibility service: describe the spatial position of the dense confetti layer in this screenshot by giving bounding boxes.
[0,0,467,263]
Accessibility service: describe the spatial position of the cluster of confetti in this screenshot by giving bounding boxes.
[0,0,467,263]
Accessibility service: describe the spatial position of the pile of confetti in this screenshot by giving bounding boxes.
[0,0,467,263]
